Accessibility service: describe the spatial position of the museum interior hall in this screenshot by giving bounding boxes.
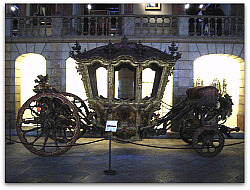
[5,3,245,183]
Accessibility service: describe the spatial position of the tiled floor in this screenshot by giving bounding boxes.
[5,136,244,183]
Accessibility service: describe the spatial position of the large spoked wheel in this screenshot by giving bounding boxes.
[62,92,104,135]
[62,92,90,137]
[16,92,81,157]
[192,126,225,157]
[179,118,199,145]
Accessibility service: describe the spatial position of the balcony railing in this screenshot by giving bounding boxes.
[188,15,244,37]
[6,15,244,38]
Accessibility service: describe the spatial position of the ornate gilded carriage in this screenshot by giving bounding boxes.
[69,37,180,141]
[15,37,239,158]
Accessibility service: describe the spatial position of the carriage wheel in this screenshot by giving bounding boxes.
[62,92,89,117]
[16,92,81,157]
[62,92,90,137]
[61,92,104,135]
[179,118,199,145]
[192,126,225,157]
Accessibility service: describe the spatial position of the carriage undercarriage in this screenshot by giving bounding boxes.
[16,38,239,157]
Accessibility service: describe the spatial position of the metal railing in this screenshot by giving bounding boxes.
[6,15,244,38]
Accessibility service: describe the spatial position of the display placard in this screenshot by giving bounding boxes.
[105,120,118,132]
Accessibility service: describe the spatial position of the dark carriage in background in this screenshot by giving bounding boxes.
[16,37,239,157]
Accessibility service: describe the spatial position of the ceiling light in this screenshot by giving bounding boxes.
[11,6,16,11]
[185,4,190,9]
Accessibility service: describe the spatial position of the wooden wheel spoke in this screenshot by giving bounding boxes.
[55,104,64,115]
[206,146,211,153]
[42,131,49,151]
[56,117,77,128]
[31,130,45,144]
[23,126,42,134]
[62,129,70,142]
[52,130,60,150]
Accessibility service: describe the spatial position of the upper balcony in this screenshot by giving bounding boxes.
[5,14,244,44]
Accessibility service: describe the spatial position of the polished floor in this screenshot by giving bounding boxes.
[5,134,244,183]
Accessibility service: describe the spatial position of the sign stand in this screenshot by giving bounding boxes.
[104,121,118,175]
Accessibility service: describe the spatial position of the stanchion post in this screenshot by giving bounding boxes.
[104,131,118,175]
[7,115,14,145]
[104,120,118,175]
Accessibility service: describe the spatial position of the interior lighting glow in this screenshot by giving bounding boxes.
[194,54,240,127]
[20,54,46,106]
[87,4,92,10]
[199,4,204,9]
[66,58,87,100]
[142,68,155,98]
[96,67,108,98]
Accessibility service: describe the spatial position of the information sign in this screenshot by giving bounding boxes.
[105,120,118,132]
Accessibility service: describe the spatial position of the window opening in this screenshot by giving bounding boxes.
[114,63,136,100]
[142,68,155,99]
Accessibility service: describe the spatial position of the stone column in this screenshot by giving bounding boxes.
[72,4,82,35]
[5,16,12,37]
[51,17,62,36]
[178,16,189,36]
[172,43,193,132]
[237,60,245,131]
[5,43,16,130]
[123,16,135,36]
[48,43,63,91]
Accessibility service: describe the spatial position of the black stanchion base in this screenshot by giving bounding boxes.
[103,169,118,175]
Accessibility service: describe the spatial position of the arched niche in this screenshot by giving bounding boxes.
[193,54,245,129]
[66,57,87,100]
[15,53,46,118]
[15,53,46,108]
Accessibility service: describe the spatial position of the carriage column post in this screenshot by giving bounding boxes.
[107,64,114,120]
[135,65,142,138]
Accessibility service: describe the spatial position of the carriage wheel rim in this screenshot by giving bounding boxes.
[192,126,225,157]
[16,92,81,157]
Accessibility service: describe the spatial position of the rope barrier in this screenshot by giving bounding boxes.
[5,137,106,147]
[112,138,244,149]
[5,137,244,149]
[113,138,194,149]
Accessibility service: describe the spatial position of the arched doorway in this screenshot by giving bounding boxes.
[66,57,87,100]
[193,54,244,129]
[15,53,46,109]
